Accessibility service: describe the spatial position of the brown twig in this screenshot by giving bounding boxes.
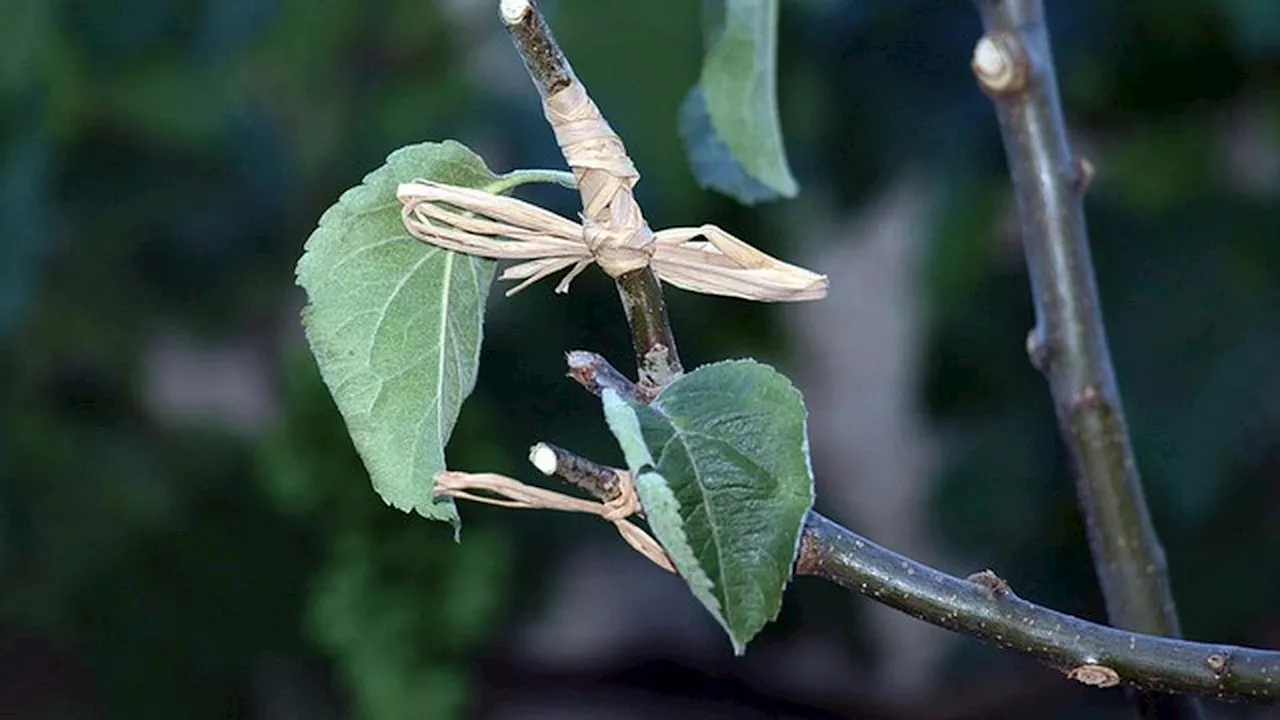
[529,441,624,504]
[501,0,683,390]
[565,350,637,401]
[971,0,1180,640]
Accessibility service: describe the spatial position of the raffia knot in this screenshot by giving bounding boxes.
[396,74,827,302]
[583,218,653,278]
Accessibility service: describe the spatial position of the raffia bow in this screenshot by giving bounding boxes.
[398,181,828,301]
[397,81,827,302]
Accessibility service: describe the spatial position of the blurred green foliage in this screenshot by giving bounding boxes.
[2,0,1279,718]
[261,355,510,720]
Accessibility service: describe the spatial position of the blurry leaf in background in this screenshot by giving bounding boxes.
[0,0,57,96]
[603,361,815,655]
[680,0,799,204]
[0,100,51,344]
[261,354,511,720]
[297,141,500,527]
[1223,0,1280,58]
[1101,118,1215,213]
[680,89,781,205]
[307,523,508,720]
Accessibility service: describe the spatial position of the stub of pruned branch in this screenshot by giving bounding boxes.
[398,74,826,303]
[434,468,674,573]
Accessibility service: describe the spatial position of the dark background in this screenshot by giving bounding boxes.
[3,0,1279,718]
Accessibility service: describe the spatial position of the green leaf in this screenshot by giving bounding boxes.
[679,0,798,204]
[295,140,503,528]
[602,360,815,654]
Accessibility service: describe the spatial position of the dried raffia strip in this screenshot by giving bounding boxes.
[398,80,827,302]
[434,470,676,573]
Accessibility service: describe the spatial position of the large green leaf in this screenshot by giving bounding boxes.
[296,141,498,528]
[679,0,798,204]
[602,360,815,653]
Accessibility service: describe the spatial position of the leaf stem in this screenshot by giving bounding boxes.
[501,0,683,390]
[485,169,577,195]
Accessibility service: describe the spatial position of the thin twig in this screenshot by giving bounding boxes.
[797,512,1280,702]
[565,350,637,400]
[501,0,683,390]
[529,441,624,504]
[970,3,1196,715]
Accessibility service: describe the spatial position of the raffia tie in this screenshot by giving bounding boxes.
[398,81,828,302]
[434,469,675,573]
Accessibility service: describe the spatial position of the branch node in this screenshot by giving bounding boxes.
[1206,651,1230,675]
[1066,664,1121,688]
[972,32,1029,96]
[1025,327,1050,372]
[967,569,1013,597]
[1072,157,1096,194]
[1073,384,1106,413]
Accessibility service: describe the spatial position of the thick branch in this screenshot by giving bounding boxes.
[798,513,1278,701]
[971,0,1180,639]
[501,0,682,391]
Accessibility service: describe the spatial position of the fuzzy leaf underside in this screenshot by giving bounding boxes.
[296,141,498,528]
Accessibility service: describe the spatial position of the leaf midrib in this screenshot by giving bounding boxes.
[656,412,737,636]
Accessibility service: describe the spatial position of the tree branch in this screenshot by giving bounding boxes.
[534,415,1280,703]
[797,512,1280,702]
[970,3,1197,715]
[529,441,624,504]
[501,0,683,392]
[565,350,637,400]
[970,0,1182,646]
[502,0,1279,709]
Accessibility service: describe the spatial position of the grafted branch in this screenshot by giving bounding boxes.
[501,0,682,391]
[502,0,1280,708]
